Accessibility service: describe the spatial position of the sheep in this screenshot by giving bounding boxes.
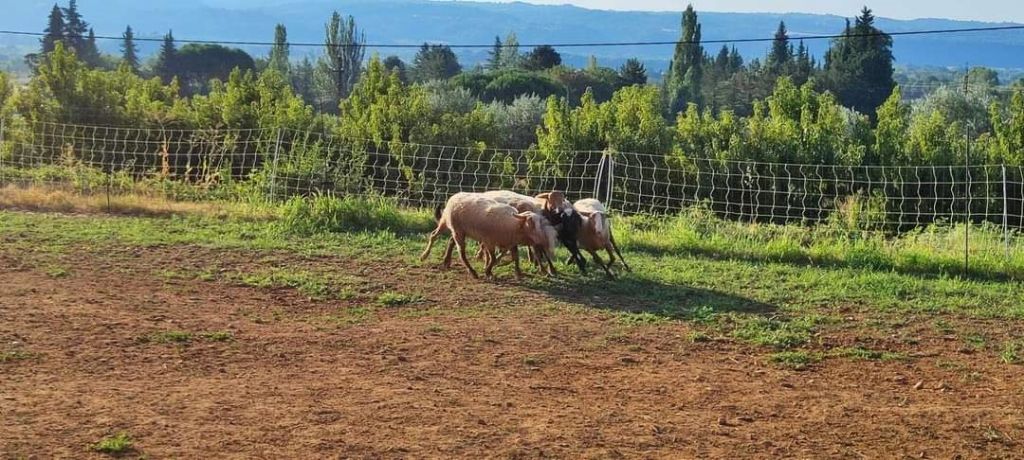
[570,198,630,278]
[472,190,558,274]
[476,190,587,275]
[420,192,558,279]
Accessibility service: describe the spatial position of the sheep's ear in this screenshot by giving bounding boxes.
[514,212,531,222]
[578,211,595,217]
[534,192,550,200]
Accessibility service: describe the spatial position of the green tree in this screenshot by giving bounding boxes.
[176,44,256,95]
[793,40,813,85]
[268,24,290,77]
[665,4,704,114]
[120,25,139,73]
[618,58,647,87]
[382,55,408,84]
[80,28,101,68]
[767,21,793,75]
[319,11,365,105]
[62,0,88,56]
[153,30,178,84]
[990,90,1024,164]
[822,8,895,118]
[873,86,909,164]
[499,32,522,69]
[42,4,66,55]
[487,36,503,70]
[480,69,564,104]
[290,57,317,105]
[410,44,461,82]
[523,45,561,71]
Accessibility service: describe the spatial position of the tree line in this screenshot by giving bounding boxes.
[1,2,1023,226]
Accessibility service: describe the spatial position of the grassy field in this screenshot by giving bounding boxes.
[3,188,1024,457]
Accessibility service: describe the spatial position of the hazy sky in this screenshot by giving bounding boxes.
[469,0,1024,23]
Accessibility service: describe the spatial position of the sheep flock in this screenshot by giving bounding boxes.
[420,190,630,280]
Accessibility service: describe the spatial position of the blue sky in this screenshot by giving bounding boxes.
[467,0,1024,22]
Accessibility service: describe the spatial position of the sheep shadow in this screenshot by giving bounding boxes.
[525,270,777,320]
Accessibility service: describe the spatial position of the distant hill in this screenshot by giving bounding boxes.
[1,0,1022,74]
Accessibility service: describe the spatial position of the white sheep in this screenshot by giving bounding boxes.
[474,190,553,272]
[420,192,558,279]
[572,198,630,277]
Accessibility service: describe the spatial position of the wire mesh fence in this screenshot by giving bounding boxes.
[2,119,1024,264]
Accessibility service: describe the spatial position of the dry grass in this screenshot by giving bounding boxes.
[0,185,273,220]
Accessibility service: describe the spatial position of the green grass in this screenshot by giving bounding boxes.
[138,330,234,344]
[828,347,906,361]
[232,269,358,300]
[769,351,820,370]
[377,292,424,307]
[312,306,375,328]
[1001,340,1024,364]
[6,194,1024,361]
[0,350,35,363]
[90,432,133,454]
[45,266,70,278]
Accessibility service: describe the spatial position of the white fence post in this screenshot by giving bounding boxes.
[606,150,614,211]
[268,128,283,201]
[0,116,6,186]
[1003,163,1010,261]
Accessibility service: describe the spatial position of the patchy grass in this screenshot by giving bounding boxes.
[615,311,671,326]
[0,185,271,220]
[90,432,133,454]
[730,316,824,349]
[0,350,36,363]
[377,292,424,307]
[138,331,234,345]
[1000,340,1024,364]
[829,347,906,362]
[45,266,70,278]
[231,269,357,300]
[311,307,375,328]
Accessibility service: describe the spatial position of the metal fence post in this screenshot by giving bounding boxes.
[268,128,283,202]
[606,150,614,211]
[1003,163,1010,261]
[0,116,6,187]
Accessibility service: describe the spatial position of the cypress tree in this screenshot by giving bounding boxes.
[767,21,793,74]
[121,25,139,73]
[268,24,290,76]
[154,30,178,83]
[823,8,895,118]
[487,35,503,70]
[665,4,704,113]
[63,0,88,55]
[42,4,66,54]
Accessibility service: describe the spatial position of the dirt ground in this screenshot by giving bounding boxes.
[2,243,1023,459]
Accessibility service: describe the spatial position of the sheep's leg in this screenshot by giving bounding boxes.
[483,248,497,279]
[419,221,447,261]
[453,232,479,279]
[609,232,631,272]
[589,249,615,279]
[442,239,458,269]
[512,245,524,279]
[539,245,558,276]
[563,238,587,274]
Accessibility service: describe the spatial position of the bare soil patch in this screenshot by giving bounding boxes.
[2,244,1023,459]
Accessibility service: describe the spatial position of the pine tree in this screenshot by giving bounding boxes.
[714,44,730,73]
[154,30,178,83]
[728,46,744,73]
[63,0,88,55]
[618,58,647,87]
[268,24,290,77]
[487,35,503,70]
[42,4,66,54]
[767,21,793,74]
[823,7,895,118]
[523,45,561,71]
[120,25,139,72]
[665,4,704,113]
[794,40,812,85]
[73,28,101,68]
[409,43,461,82]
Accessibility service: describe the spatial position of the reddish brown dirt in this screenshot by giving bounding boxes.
[2,245,1023,459]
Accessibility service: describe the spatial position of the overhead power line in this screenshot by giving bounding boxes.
[0,24,1023,49]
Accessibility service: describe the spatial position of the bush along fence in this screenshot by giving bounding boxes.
[1,119,1023,266]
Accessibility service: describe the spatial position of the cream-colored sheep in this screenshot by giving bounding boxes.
[572,198,630,277]
[474,190,553,272]
[420,192,557,279]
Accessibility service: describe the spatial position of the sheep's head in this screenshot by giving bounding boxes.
[515,211,555,249]
[535,191,570,215]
